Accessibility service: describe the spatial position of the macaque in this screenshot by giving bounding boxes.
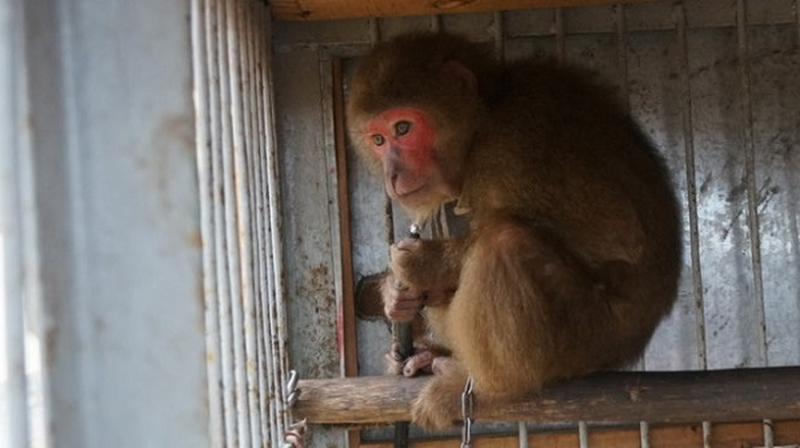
[346,32,682,430]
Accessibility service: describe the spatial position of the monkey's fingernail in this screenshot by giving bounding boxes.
[393,279,409,291]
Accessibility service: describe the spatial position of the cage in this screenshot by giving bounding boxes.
[1,0,798,447]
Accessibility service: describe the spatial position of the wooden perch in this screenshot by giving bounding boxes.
[293,367,800,426]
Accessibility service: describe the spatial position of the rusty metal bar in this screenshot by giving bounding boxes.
[262,3,294,437]
[192,0,226,445]
[736,0,768,367]
[675,3,713,447]
[194,1,291,446]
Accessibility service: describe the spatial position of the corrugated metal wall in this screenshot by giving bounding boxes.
[272,0,799,445]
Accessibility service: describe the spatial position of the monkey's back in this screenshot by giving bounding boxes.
[463,60,682,364]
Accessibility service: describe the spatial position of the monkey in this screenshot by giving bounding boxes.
[346,32,682,430]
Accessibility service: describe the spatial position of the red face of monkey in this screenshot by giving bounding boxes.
[362,106,454,214]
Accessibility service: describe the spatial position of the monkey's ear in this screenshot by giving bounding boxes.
[441,60,477,95]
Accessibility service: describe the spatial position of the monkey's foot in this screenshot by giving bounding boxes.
[411,366,466,430]
[385,342,447,377]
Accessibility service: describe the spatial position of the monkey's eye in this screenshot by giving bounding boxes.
[371,134,386,146]
[395,121,411,136]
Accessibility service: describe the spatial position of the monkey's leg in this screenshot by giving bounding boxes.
[413,215,619,429]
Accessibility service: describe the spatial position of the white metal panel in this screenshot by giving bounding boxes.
[1,0,34,446]
[11,0,211,446]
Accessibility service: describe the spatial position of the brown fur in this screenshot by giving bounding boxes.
[347,32,682,430]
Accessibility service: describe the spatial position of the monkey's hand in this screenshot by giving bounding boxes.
[380,273,425,322]
[389,238,459,293]
[385,341,451,377]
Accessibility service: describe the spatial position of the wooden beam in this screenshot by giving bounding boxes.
[271,0,657,21]
[293,367,800,426]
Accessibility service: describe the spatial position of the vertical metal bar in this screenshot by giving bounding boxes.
[0,1,33,446]
[244,2,265,445]
[616,5,648,446]
[493,11,505,62]
[213,0,241,444]
[245,1,274,443]
[615,3,630,111]
[261,4,292,436]
[795,0,800,46]
[735,25,773,448]
[736,0,768,368]
[251,5,275,444]
[255,5,285,441]
[578,421,590,448]
[430,14,442,32]
[555,7,566,62]
[676,0,709,373]
[226,0,260,444]
[518,422,530,448]
[235,0,263,447]
[639,423,650,448]
[191,0,226,446]
[369,17,381,46]
[675,3,712,447]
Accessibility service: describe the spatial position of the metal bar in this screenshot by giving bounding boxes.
[615,3,630,110]
[239,2,268,445]
[796,0,800,45]
[736,0,768,368]
[244,1,275,443]
[430,14,442,32]
[191,0,226,445]
[493,11,505,61]
[254,9,283,443]
[675,0,709,373]
[675,4,712,446]
[224,0,260,444]
[331,56,363,448]
[733,9,775,443]
[578,421,589,448]
[638,422,650,448]
[518,422,530,448]
[261,4,293,437]
[555,7,566,62]
[369,17,381,45]
[253,13,278,448]
[213,0,241,444]
[240,1,264,444]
